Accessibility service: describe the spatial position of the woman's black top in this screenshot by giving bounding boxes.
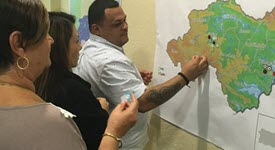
[48,71,108,150]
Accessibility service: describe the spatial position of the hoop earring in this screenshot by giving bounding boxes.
[16,57,29,70]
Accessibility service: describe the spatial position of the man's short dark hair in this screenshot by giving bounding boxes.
[88,0,119,32]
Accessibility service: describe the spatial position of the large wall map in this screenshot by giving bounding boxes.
[154,0,275,149]
[167,0,275,113]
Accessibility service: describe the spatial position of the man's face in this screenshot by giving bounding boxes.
[98,7,128,47]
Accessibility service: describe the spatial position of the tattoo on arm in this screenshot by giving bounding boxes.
[148,82,183,106]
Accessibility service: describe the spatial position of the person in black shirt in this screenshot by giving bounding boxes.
[35,12,109,150]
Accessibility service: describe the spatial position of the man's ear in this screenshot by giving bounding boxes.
[91,24,101,36]
[9,31,25,57]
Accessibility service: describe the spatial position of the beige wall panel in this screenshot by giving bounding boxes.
[61,0,70,13]
[50,0,61,11]
[122,0,156,71]
[41,0,51,10]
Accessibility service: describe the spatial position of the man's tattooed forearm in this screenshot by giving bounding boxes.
[148,82,183,105]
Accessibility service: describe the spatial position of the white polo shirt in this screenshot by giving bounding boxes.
[73,34,148,149]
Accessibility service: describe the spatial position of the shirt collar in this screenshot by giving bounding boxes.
[90,34,124,53]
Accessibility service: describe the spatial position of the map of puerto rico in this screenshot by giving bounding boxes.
[167,0,275,113]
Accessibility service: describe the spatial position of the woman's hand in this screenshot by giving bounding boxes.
[97,97,109,111]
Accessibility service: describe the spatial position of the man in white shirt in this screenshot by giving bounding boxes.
[73,0,208,149]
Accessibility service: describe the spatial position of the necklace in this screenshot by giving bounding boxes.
[0,81,45,104]
[0,82,34,93]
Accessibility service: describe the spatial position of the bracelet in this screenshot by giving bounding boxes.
[178,72,190,88]
[102,132,122,148]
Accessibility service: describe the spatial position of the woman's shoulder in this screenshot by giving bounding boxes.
[0,103,75,125]
[0,103,87,150]
[50,73,102,114]
[51,72,93,101]
[60,72,91,90]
